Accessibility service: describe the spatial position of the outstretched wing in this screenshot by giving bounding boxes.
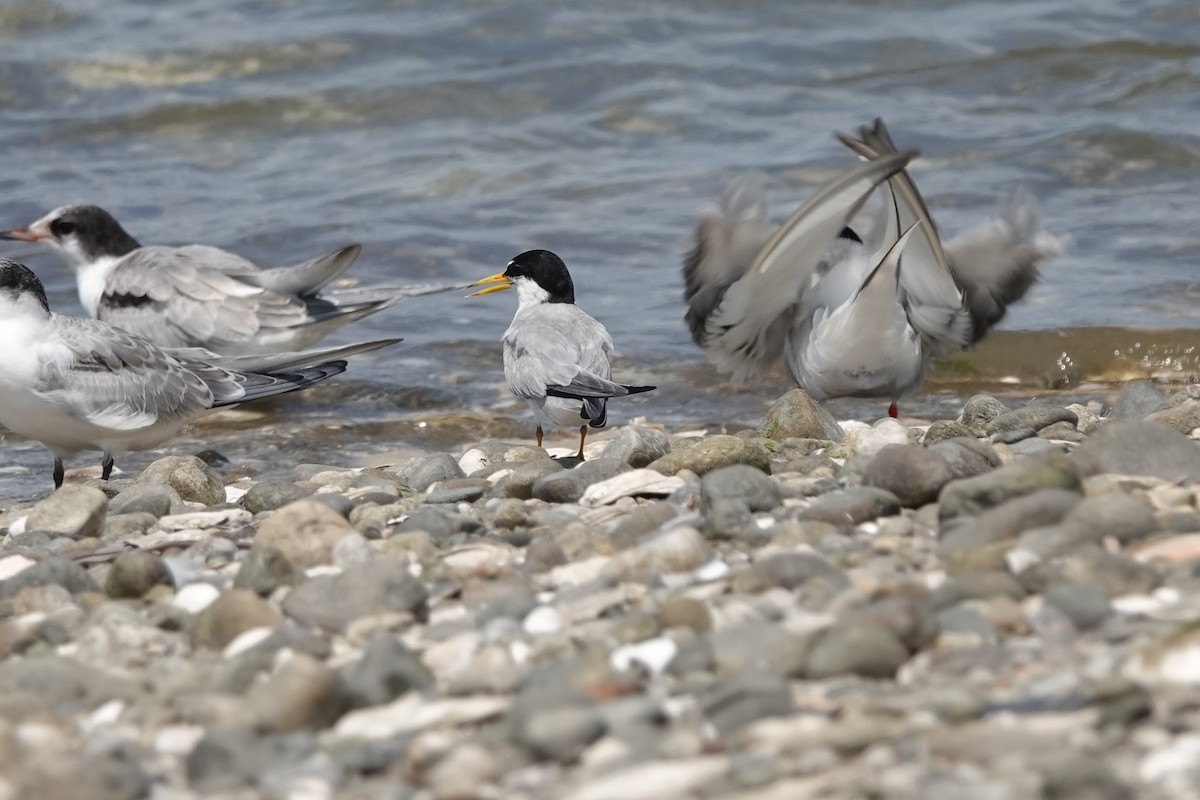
[945,188,1067,341]
[699,151,914,381]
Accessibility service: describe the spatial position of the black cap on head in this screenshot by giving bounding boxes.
[0,258,50,313]
[504,249,575,304]
[49,205,141,258]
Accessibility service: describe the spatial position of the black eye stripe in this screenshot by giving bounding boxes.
[50,219,77,236]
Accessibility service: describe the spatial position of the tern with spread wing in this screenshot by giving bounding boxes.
[467,250,656,459]
[683,118,1065,416]
[1,204,456,355]
[0,258,352,489]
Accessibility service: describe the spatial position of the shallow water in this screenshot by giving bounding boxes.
[1,0,1199,500]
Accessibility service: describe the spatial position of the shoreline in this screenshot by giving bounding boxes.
[1,384,1199,796]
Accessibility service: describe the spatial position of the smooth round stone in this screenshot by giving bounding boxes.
[243,481,310,514]
[1106,380,1165,420]
[862,444,954,508]
[600,425,672,467]
[242,653,351,732]
[531,459,631,504]
[252,500,357,568]
[25,485,108,539]
[491,459,565,500]
[1044,583,1111,630]
[1038,420,1086,443]
[752,552,848,593]
[139,455,225,506]
[1071,421,1200,481]
[425,478,490,504]
[804,625,910,679]
[986,405,1078,437]
[648,435,772,477]
[924,419,975,444]
[656,595,712,634]
[758,389,844,443]
[960,394,1010,436]
[343,633,434,708]
[0,556,99,598]
[233,545,301,596]
[108,484,175,518]
[105,551,174,599]
[281,560,429,633]
[407,453,466,492]
[700,670,796,735]
[1145,399,1200,435]
[190,589,281,650]
[795,486,902,527]
[701,464,781,513]
[703,498,761,542]
[938,450,1081,522]
[991,426,1038,444]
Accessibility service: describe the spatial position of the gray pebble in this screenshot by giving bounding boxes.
[108,484,175,518]
[104,551,174,598]
[701,464,782,512]
[25,485,108,539]
[1107,380,1165,420]
[243,480,310,514]
[758,388,844,443]
[986,404,1077,437]
[407,453,466,492]
[960,394,1010,436]
[599,425,671,467]
[282,559,429,633]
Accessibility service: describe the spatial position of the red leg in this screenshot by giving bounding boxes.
[888,402,898,419]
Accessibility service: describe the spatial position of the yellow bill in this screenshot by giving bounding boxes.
[466,272,512,297]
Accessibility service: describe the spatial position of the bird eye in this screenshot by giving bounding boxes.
[50,220,76,236]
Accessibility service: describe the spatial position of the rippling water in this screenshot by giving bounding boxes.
[2,0,1199,499]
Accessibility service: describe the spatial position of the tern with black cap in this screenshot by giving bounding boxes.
[1,204,455,355]
[467,249,655,460]
[0,258,354,490]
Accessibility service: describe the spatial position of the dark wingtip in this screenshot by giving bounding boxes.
[624,385,657,395]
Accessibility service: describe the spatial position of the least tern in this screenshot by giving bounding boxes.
[0,258,349,489]
[683,118,1065,417]
[467,250,655,459]
[1,204,455,355]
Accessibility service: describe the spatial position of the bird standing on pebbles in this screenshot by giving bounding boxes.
[467,249,656,459]
[0,258,350,489]
[683,118,1066,417]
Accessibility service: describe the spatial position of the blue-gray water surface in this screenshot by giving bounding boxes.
[2,0,1199,500]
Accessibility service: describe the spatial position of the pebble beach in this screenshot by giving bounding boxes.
[2,381,1200,799]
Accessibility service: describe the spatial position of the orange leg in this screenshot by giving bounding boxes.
[888,402,898,419]
[536,426,544,449]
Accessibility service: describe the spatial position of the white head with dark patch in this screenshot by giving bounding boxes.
[0,205,142,270]
[467,249,576,311]
[504,249,576,310]
[0,258,52,320]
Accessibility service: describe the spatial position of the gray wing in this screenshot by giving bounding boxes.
[100,246,313,348]
[170,338,401,374]
[697,152,914,381]
[34,316,215,431]
[682,173,775,347]
[502,308,615,401]
[247,245,361,297]
[837,118,972,356]
[944,188,1067,342]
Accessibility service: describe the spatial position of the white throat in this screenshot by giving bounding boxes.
[513,277,551,312]
[76,254,123,317]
